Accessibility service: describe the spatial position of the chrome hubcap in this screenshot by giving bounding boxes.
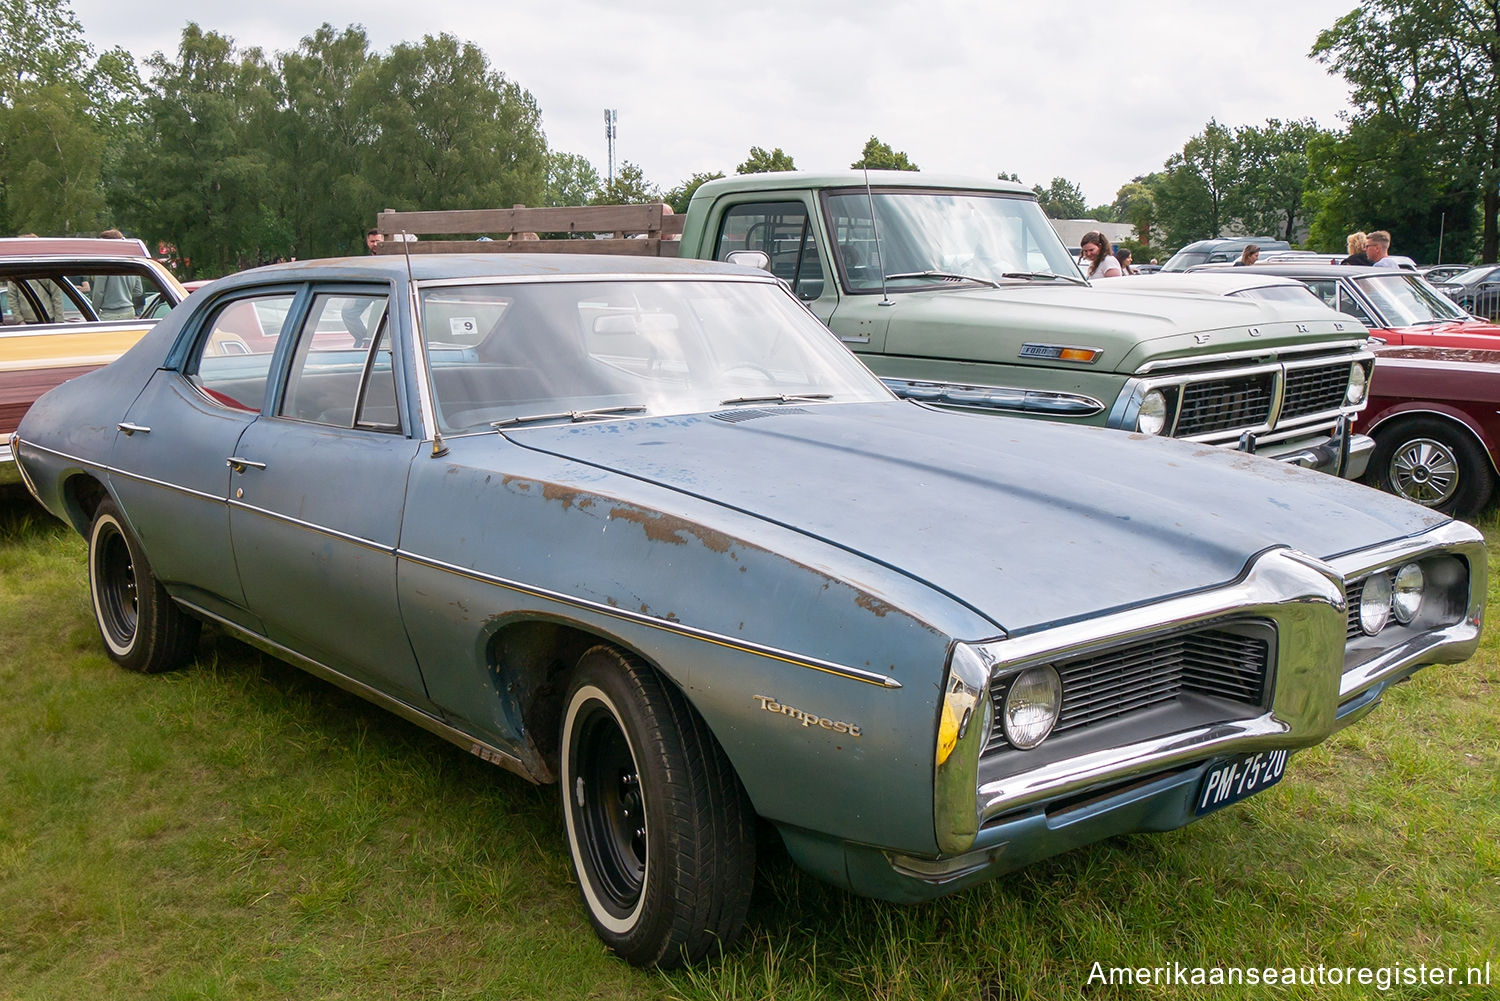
[1390,438,1459,506]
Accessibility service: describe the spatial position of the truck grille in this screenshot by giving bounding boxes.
[1175,375,1274,436]
[1282,363,1352,420]
[985,625,1271,752]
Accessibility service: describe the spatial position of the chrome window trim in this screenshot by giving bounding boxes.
[410,272,782,291]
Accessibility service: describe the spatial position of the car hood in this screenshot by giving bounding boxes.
[509,402,1446,635]
[877,283,1361,375]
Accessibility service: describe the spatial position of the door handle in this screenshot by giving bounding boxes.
[226,456,267,472]
[117,422,151,435]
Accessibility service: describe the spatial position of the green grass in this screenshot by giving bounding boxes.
[0,498,1496,1000]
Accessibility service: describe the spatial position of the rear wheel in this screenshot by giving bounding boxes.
[88,499,199,672]
[560,645,755,968]
[1368,417,1496,518]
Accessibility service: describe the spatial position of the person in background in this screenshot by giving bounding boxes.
[1080,231,1122,279]
[1117,247,1139,275]
[1234,244,1260,267]
[89,228,143,320]
[365,229,384,254]
[1342,231,1371,266]
[1366,230,1399,267]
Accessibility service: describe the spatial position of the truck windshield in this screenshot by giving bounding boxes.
[418,277,891,433]
[821,190,1080,291]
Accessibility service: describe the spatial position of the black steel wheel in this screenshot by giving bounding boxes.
[1368,416,1496,518]
[560,645,755,968]
[87,499,199,672]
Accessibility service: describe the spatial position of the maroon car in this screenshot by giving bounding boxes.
[1359,345,1500,516]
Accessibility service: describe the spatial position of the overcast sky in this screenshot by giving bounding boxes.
[70,0,1361,207]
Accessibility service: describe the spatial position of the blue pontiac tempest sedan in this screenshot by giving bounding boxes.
[10,254,1487,967]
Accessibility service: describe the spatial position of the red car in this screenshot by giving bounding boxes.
[1359,345,1500,516]
[1231,264,1500,350]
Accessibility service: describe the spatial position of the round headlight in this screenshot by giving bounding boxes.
[1346,363,1368,405]
[1392,563,1424,624]
[1003,665,1062,750]
[1359,572,1393,635]
[1137,390,1168,435]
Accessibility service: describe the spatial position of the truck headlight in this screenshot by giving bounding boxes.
[1002,665,1062,749]
[1137,390,1168,435]
[1346,364,1368,405]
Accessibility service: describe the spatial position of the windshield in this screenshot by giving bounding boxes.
[1228,284,1324,305]
[1354,273,1469,325]
[820,189,1080,290]
[419,278,890,433]
[1161,250,1210,273]
[1448,265,1500,287]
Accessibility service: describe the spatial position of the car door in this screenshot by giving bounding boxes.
[226,287,432,708]
[109,289,299,630]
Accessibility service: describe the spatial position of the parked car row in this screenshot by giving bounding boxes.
[8,239,1487,965]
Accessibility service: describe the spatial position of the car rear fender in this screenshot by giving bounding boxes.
[1365,403,1500,476]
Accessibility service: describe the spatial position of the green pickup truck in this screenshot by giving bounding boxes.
[377,171,1375,477]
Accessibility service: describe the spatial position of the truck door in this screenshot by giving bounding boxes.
[707,199,888,350]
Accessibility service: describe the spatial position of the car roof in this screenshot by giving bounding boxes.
[213,252,777,287]
[0,236,151,259]
[690,170,1032,199]
[1201,263,1403,278]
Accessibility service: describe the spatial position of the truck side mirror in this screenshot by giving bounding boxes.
[725,250,771,272]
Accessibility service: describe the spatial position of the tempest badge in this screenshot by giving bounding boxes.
[753,695,862,737]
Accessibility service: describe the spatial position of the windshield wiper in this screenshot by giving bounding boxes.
[884,270,1000,289]
[1411,318,1456,326]
[1000,271,1088,286]
[718,393,832,406]
[491,405,646,428]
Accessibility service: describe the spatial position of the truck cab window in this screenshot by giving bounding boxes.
[715,202,825,301]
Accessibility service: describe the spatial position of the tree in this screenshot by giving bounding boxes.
[1227,118,1326,241]
[1031,176,1087,219]
[1153,119,1236,248]
[1313,0,1500,260]
[592,161,660,205]
[737,146,795,174]
[1111,179,1158,249]
[2,83,106,233]
[544,151,601,206]
[996,171,1022,183]
[666,171,723,214]
[850,136,917,171]
[0,0,91,104]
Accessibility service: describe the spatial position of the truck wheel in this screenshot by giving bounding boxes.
[560,645,755,968]
[88,499,200,672]
[1368,417,1496,518]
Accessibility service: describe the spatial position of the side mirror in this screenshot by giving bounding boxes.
[725,250,771,272]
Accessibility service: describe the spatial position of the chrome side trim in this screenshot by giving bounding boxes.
[1133,342,1370,375]
[109,466,223,505]
[398,549,903,689]
[228,499,397,554]
[883,378,1104,417]
[174,600,534,781]
[410,273,782,290]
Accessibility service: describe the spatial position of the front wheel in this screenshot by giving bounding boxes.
[88,498,200,672]
[1368,417,1496,518]
[560,646,755,968]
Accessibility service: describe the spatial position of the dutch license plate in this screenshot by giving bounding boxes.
[1195,749,1290,815]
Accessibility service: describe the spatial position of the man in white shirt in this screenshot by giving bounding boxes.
[1367,230,1400,268]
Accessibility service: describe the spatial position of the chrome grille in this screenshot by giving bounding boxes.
[1282,364,1352,419]
[1346,578,1364,639]
[1175,375,1275,436]
[986,625,1271,752]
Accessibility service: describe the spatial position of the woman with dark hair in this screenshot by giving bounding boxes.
[1116,247,1138,275]
[1080,231,1122,278]
[1234,244,1260,267]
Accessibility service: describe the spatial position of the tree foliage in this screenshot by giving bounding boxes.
[543,152,601,206]
[666,171,724,214]
[1226,118,1326,241]
[1313,0,1500,261]
[1031,177,1087,219]
[592,161,660,205]
[850,136,917,171]
[736,146,795,174]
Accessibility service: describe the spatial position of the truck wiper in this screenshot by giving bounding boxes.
[884,270,1001,289]
[491,405,647,428]
[719,393,832,406]
[1000,271,1088,286]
